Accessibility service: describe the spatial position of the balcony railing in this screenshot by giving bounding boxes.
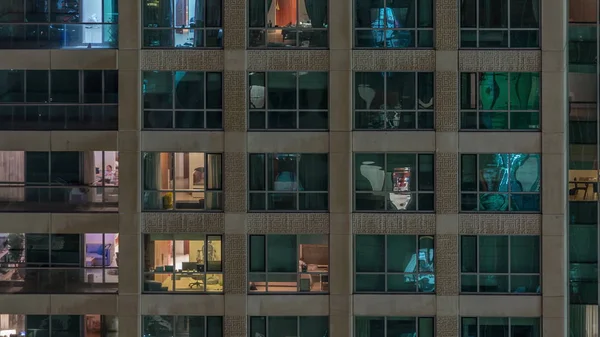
[0,186,118,212]
[0,23,118,49]
[0,267,118,294]
[0,104,118,130]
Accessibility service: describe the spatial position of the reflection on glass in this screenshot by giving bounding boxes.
[143,71,223,130]
[462,317,540,337]
[143,234,223,292]
[248,153,328,211]
[354,153,434,211]
[250,316,328,337]
[460,0,539,48]
[143,0,222,47]
[460,235,540,294]
[354,72,434,130]
[248,234,329,293]
[354,316,434,337]
[460,72,540,130]
[142,152,223,211]
[354,0,434,48]
[355,235,435,293]
[248,72,329,130]
[460,153,541,212]
[143,315,222,337]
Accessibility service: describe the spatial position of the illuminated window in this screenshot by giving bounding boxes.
[248,0,328,48]
[460,153,541,212]
[354,153,434,211]
[354,235,435,293]
[248,234,329,293]
[461,235,540,294]
[142,152,223,211]
[460,72,540,130]
[143,234,223,293]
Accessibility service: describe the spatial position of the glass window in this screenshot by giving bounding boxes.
[0,70,118,130]
[354,0,433,48]
[460,0,539,48]
[248,0,328,48]
[460,72,540,130]
[142,152,223,211]
[355,235,435,293]
[355,317,434,337]
[143,71,223,130]
[143,315,223,337]
[462,317,540,337]
[354,72,434,130]
[460,235,540,294]
[460,153,541,212]
[143,0,222,48]
[0,151,119,212]
[249,153,329,211]
[354,153,434,211]
[249,316,329,336]
[0,0,118,49]
[0,233,118,293]
[248,234,329,293]
[143,234,223,293]
[249,72,329,130]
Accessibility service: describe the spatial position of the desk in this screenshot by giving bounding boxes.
[569,181,597,200]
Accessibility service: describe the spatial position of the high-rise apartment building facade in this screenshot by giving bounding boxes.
[0,0,575,336]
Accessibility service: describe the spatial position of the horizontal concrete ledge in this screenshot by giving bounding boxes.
[141,131,224,152]
[140,294,225,315]
[459,132,541,153]
[0,294,118,314]
[353,294,436,316]
[0,50,118,70]
[353,131,436,152]
[460,295,541,317]
[0,131,118,151]
[247,295,329,316]
[248,132,330,153]
[0,213,119,233]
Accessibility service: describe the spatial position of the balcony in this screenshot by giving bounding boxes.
[0,105,118,131]
[0,186,118,213]
[0,267,117,294]
[0,23,118,49]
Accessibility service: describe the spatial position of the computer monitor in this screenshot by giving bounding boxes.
[182,262,196,271]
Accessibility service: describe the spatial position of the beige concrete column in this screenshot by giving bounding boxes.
[223,0,247,334]
[540,0,568,334]
[329,0,352,334]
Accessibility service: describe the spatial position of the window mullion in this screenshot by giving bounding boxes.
[264,154,269,210]
[384,235,388,291]
[416,153,420,210]
[265,235,269,291]
[476,235,480,291]
[507,236,511,292]
[384,153,388,210]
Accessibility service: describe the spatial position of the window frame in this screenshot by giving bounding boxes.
[249,316,329,336]
[459,235,541,294]
[461,317,541,337]
[247,0,329,49]
[353,152,435,212]
[248,153,329,212]
[0,70,118,131]
[459,153,541,212]
[142,71,223,130]
[353,234,435,293]
[141,152,223,211]
[143,234,224,293]
[353,72,435,130]
[459,0,540,49]
[248,234,330,294]
[352,0,435,49]
[459,72,541,131]
[142,315,223,336]
[248,71,329,131]
[354,316,435,337]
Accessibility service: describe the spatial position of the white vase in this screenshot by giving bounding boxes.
[360,162,384,191]
[357,85,376,109]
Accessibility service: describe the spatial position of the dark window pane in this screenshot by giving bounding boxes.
[300,317,328,337]
[510,236,539,273]
[144,111,173,129]
[299,72,328,110]
[175,111,204,128]
[104,70,119,104]
[355,235,385,272]
[249,235,266,272]
[51,70,79,103]
[268,72,296,110]
[207,316,223,337]
[144,71,173,109]
[0,70,24,102]
[479,236,509,273]
[175,71,204,109]
[387,235,416,272]
[298,154,328,191]
[267,110,296,129]
[206,72,223,109]
[83,70,103,103]
[26,70,49,103]
[299,111,328,129]
[26,152,50,183]
[249,154,266,190]
[266,235,296,273]
[461,236,477,272]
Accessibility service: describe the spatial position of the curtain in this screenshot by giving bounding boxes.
[355,318,370,337]
[249,0,272,27]
[206,154,221,209]
[143,153,162,209]
[83,151,95,202]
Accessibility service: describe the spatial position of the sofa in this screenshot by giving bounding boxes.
[86,243,112,266]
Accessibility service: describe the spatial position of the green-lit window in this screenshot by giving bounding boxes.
[460,235,540,294]
[354,235,435,293]
[249,316,329,336]
[461,317,540,337]
[460,72,540,130]
[460,153,541,212]
[355,317,434,337]
[354,72,434,130]
[354,153,434,211]
[248,234,329,293]
[460,0,540,48]
[143,315,223,336]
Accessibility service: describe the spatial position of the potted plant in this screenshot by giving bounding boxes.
[162,193,173,210]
